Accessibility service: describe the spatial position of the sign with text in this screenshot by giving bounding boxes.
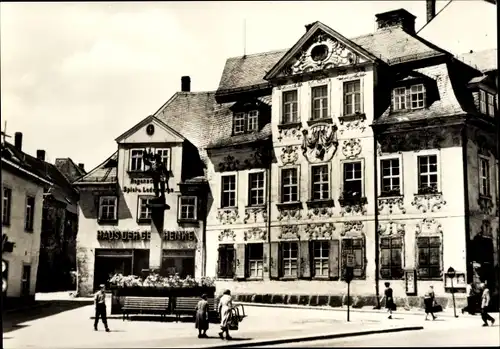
[163,230,196,241]
[123,186,170,194]
[97,230,151,241]
[130,178,154,185]
[404,269,417,295]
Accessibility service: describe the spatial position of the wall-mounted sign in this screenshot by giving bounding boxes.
[163,230,195,241]
[97,230,151,241]
[123,186,170,194]
[404,269,417,296]
[444,272,466,289]
[131,178,154,185]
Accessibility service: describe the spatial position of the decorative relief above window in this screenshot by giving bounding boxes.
[243,206,268,224]
[219,155,240,172]
[286,33,360,75]
[378,196,406,215]
[411,194,446,213]
[305,223,335,240]
[306,206,334,219]
[478,197,494,215]
[217,208,239,225]
[243,227,267,242]
[280,146,299,165]
[342,139,362,159]
[378,221,405,237]
[278,225,300,240]
[277,205,302,221]
[301,123,339,163]
[218,229,236,242]
[277,124,303,142]
[339,117,366,134]
[342,220,363,236]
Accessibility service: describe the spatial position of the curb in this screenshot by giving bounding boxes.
[194,325,424,348]
[235,302,466,319]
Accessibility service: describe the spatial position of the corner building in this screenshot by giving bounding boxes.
[207,9,499,306]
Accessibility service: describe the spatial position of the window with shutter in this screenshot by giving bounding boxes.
[341,237,365,280]
[299,241,311,279]
[217,244,235,279]
[246,243,264,279]
[281,242,299,278]
[270,242,280,279]
[417,236,441,279]
[235,244,246,280]
[328,239,340,279]
[380,236,403,279]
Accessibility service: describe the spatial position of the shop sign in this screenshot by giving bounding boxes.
[131,178,154,185]
[163,230,196,241]
[123,186,170,194]
[97,230,151,241]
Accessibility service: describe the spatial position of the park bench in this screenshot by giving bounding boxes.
[121,296,169,321]
[173,296,219,322]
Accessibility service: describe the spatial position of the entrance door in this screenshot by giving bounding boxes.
[93,249,133,291]
[21,265,31,297]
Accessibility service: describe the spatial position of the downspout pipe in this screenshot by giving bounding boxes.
[266,144,272,273]
[373,130,381,309]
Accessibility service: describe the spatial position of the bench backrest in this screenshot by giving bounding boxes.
[175,297,218,311]
[124,297,169,307]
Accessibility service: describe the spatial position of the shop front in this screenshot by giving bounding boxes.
[160,230,199,278]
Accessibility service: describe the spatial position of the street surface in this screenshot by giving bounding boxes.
[3,293,498,348]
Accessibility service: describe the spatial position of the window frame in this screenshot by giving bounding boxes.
[341,237,366,280]
[247,110,259,132]
[312,240,330,278]
[391,84,427,111]
[341,159,365,198]
[98,195,118,222]
[311,84,329,120]
[129,148,145,172]
[21,263,31,297]
[155,148,171,172]
[380,235,404,280]
[246,242,264,280]
[416,151,440,194]
[2,186,12,226]
[478,155,490,197]
[282,89,299,124]
[220,173,237,208]
[343,79,362,116]
[217,244,235,279]
[137,196,154,224]
[24,195,35,232]
[416,235,442,280]
[233,110,259,135]
[486,92,495,117]
[248,170,266,207]
[479,90,488,115]
[279,166,300,204]
[178,195,198,222]
[379,155,403,196]
[281,241,299,279]
[310,163,331,201]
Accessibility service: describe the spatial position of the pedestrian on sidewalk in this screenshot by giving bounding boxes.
[462,283,478,315]
[195,294,209,338]
[480,282,495,327]
[218,289,233,340]
[424,285,437,321]
[382,282,396,319]
[94,284,110,332]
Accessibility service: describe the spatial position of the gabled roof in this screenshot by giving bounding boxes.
[73,151,118,184]
[114,114,185,143]
[55,158,86,182]
[457,49,497,73]
[217,26,449,93]
[265,21,381,80]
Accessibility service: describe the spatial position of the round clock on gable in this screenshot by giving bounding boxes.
[146,124,155,136]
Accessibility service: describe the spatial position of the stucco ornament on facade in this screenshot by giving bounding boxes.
[301,124,339,162]
[243,227,267,241]
[278,225,300,240]
[277,206,302,221]
[218,229,236,242]
[305,223,335,240]
[342,138,362,159]
[218,155,240,172]
[415,218,443,237]
[378,196,406,215]
[411,192,446,213]
[339,199,367,216]
[478,196,494,215]
[339,118,366,134]
[216,208,239,225]
[277,125,303,142]
[243,206,268,224]
[342,220,363,236]
[378,221,405,236]
[479,220,493,237]
[306,206,334,219]
[280,146,299,165]
[287,33,360,75]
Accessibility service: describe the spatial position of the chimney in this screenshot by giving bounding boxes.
[426,0,436,23]
[181,76,191,92]
[375,9,416,34]
[78,163,85,171]
[36,150,46,161]
[305,22,316,32]
[14,132,23,151]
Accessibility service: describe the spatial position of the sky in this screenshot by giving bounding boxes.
[1,1,496,172]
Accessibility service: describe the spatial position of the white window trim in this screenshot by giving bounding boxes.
[99,195,118,221]
[247,243,264,279]
[415,149,441,194]
[178,195,198,221]
[378,153,404,196]
[309,79,332,121]
[478,155,491,197]
[247,110,259,132]
[137,196,154,222]
[155,148,172,171]
[391,84,426,111]
[312,240,330,277]
[279,165,301,204]
[309,163,332,201]
[2,185,12,225]
[342,79,364,116]
[248,169,266,207]
[129,148,144,172]
[281,241,299,278]
[24,194,36,232]
[409,84,426,110]
[340,158,365,197]
[220,172,238,209]
[281,88,300,124]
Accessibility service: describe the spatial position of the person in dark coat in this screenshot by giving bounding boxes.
[383,282,396,319]
[94,284,110,332]
[424,285,437,321]
[195,294,209,338]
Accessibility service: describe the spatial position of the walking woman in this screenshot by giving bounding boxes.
[195,294,209,338]
[383,282,396,319]
[424,285,437,321]
[480,282,495,327]
[218,289,233,340]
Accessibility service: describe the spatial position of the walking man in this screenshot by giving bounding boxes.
[94,284,110,332]
[480,282,495,327]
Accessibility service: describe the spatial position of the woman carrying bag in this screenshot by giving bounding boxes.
[218,290,234,340]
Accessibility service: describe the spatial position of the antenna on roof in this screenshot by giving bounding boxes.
[1,120,12,145]
[243,18,247,57]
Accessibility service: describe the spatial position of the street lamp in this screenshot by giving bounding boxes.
[447,266,458,318]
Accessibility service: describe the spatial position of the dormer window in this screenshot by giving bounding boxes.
[479,90,496,117]
[392,84,426,111]
[233,110,259,134]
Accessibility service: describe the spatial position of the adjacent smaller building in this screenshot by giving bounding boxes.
[2,133,53,307]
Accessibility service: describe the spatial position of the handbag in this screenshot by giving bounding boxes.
[228,309,239,331]
[432,304,443,313]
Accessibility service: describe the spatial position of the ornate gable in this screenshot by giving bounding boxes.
[265,23,378,80]
[115,115,185,145]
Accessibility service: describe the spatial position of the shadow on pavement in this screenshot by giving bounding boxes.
[123,315,221,324]
[2,300,93,334]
